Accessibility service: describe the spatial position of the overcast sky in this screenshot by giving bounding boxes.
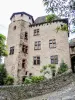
[0,0,75,39]
[0,0,46,37]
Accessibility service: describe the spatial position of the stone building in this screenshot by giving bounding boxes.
[5,12,71,84]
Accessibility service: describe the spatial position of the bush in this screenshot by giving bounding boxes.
[0,64,7,85]
[31,76,44,83]
[58,61,68,74]
[24,77,32,84]
[24,76,44,84]
[40,64,56,78]
[4,76,14,85]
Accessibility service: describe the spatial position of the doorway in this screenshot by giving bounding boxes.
[71,56,75,73]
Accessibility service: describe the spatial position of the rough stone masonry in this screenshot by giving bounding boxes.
[0,72,75,100]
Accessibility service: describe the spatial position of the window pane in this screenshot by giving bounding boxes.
[50,55,58,64]
[33,56,40,65]
[34,30,36,33]
[37,60,40,65]
[34,60,36,65]
[10,46,14,55]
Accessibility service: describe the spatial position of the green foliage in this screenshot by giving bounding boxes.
[43,0,75,17]
[58,61,68,74]
[24,77,32,84]
[0,64,7,85]
[0,64,14,85]
[24,76,44,84]
[46,14,57,22]
[0,34,8,63]
[40,64,56,77]
[56,24,68,32]
[4,75,14,85]
[31,76,44,83]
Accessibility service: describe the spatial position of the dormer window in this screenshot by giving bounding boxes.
[13,26,16,30]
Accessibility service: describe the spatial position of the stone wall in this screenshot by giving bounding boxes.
[28,22,71,76]
[0,72,75,100]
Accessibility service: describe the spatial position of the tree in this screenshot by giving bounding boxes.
[46,14,58,22]
[43,0,75,33]
[0,34,8,64]
[0,64,7,85]
[43,0,75,17]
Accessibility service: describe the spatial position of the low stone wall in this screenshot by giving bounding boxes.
[0,72,75,100]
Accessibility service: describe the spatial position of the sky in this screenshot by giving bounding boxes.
[0,0,75,39]
[0,0,46,37]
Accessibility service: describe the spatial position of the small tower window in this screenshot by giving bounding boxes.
[21,14,23,17]
[25,71,28,75]
[13,26,16,30]
[29,16,31,19]
[10,46,14,55]
[22,59,26,68]
[29,73,32,77]
[22,45,28,54]
[25,32,28,40]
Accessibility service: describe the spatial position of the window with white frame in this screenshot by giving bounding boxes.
[49,39,56,48]
[34,29,39,36]
[50,55,58,64]
[33,56,40,65]
[34,41,41,50]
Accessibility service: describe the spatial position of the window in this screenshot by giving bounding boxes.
[22,59,26,68]
[34,29,39,36]
[13,26,16,30]
[21,14,23,17]
[49,39,56,48]
[25,71,28,75]
[33,56,40,65]
[29,16,31,19]
[10,46,14,55]
[22,45,28,54]
[25,32,28,40]
[29,73,32,77]
[50,55,58,64]
[34,41,41,50]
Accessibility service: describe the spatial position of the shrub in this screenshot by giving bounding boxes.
[31,76,44,83]
[24,76,44,84]
[24,77,32,84]
[0,64,7,85]
[58,61,68,74]
[4,75,14,85]
[40,64,56,78]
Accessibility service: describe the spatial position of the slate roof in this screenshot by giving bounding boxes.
[35,16,47,24]
[34,16,68,25]
[35,15,62,24]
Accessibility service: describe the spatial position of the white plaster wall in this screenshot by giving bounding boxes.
[11,14,33,24]
[28,22,71,76]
